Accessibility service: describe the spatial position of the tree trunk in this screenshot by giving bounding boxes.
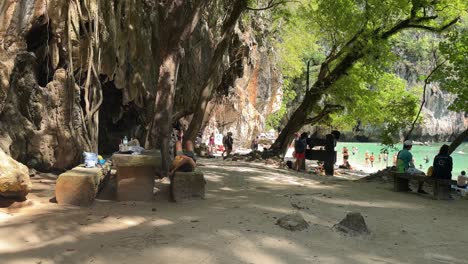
[449,128,468,155]
[150,51,181,174]
[269,52,363,156]
[148,1,206,175]
[185,0,248,142]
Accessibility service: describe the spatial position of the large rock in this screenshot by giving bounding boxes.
[276,212,309,231]
[0,149,32,198]
[333,212,370,236]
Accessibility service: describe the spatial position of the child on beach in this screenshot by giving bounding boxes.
[457,171,466,189]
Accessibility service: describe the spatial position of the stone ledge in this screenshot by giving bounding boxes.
[172,170,205,202]
[55,165,107,206]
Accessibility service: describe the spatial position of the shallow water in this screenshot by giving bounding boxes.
[336,142,467,178]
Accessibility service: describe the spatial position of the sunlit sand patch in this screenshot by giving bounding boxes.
[350,253,412,264]
[312,197,419,210]
[80,216,151,234]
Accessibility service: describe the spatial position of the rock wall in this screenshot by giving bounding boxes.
[0,1,283,168]
[413,84,467,142]
[201,20,283,147]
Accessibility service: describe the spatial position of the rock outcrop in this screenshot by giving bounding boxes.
[333,212,370,236]
[276,212,309,231]
[0,148,32,198]
[0,1,283,169]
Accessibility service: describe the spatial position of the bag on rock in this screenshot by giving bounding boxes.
[83,152,98,168]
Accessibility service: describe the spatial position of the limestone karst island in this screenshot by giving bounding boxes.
[1,1,467,263]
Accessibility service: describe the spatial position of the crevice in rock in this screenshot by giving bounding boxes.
[25,15,53,87]
[98,81,146,155]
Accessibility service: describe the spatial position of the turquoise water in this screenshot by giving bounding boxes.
[336,142,468,178]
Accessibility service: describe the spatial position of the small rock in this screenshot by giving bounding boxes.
[29,168,37,177]
[276,213,309,231]
[152,208,157,212]
[333,212,370,236]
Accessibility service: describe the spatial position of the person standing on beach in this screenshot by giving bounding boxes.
[294,133,307,172]
[378,153,382,163]
[365,151,369,166]
[222,132,234,160]
[342,147,349,162]
[370,153,375,167]
[209,132,215,154]
[393,153,398,166]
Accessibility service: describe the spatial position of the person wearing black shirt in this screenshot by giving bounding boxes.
[432,144,453,180]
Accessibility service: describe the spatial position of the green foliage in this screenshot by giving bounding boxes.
[264,0,466,152]
[437,23,468,112]
[328,62,420,145]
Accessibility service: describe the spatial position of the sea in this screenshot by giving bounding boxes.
[335,142,468,179]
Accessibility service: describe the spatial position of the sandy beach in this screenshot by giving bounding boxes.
[1,159,467,264]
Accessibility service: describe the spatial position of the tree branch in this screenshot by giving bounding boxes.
[449,128,468,155]
[382,16,459,39]
[247,0,296,11]
[404,60,446,141]
[304,104,344,125]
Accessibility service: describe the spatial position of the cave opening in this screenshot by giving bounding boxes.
[25,15,54,87]
[98,82,147,155]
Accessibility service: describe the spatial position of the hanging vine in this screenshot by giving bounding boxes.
[63,0,103,152]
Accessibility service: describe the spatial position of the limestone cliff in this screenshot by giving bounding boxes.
[201,15,283,147]
[0,1,283,169]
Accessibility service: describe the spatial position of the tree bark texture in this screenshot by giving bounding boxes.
[185,0,248,142]
[449,128,468,155]
[149,1,206,174]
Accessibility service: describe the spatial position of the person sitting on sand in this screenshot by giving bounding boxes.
[457,171,467,189]
[339,160,352,170]
[432,144,453,180]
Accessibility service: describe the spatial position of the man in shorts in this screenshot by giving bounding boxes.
[168,135,197,201]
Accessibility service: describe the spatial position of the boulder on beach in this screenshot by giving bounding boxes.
[0,149,32,199]
[276,212,309,231]
[333,212,370,236]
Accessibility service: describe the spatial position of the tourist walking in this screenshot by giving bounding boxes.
[222,132,234,160]
[209,132,215,153]
[294,133,307,172]
[251,136,259,151]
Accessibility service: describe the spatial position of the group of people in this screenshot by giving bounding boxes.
[395,140,466,193]
[207,132,234,159]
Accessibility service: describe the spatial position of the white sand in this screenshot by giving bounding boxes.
[1,159,467,264]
